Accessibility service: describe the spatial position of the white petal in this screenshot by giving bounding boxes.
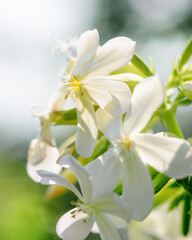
[133,133,192,179]
[59,154,93,202]
[96,108,122,143]
[83,37,136,77]
[94,212,123,240]
[123,76,164,136]
[85,148,122,197]
[56,208,94,240]
[122,151,154,221]
[86,78,131,117]
[36,169,82,200]
[26,139,61,182]
[92,193,132,222]
[75,94,98,158]
[73,29,99,76]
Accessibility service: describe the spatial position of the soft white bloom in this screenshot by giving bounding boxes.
[127,203,192,240]
[27,91,63,182]
[59,29,136,157]
[86,76,192,221]
[37,154,132,240]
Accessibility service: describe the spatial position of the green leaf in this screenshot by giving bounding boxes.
[148,165,159,180]
[153,180,182,209]
[78,136,111,166]
[131,53,154,77]
[178,37,192,71]
[177,176,192,196]
[182,194,191,236]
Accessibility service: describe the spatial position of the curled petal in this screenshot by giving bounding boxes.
[59,154,93,202]
[36,169,82,200]
[56,208,94,240]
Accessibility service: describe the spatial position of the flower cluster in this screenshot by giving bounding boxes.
[27,30,192,240]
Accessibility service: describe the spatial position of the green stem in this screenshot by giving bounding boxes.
[163,109,184,139]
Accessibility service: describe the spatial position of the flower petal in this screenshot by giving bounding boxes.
[86,78,131,117]
[96,108,122,143]
[85,148,122,197]
[123,76,164,136]
[92,193,132,222]
[83,37,136,77]
[73,29,99,76]
[27,139,61,182]
[59,154,93,202]
[56,208,94,240]
[36,169,82,200]
[94,212,123,240]
[133,133,192,179]
[75,94,98,158]
[122,151,154,221]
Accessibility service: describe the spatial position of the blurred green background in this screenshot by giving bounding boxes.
[0,0,192,239]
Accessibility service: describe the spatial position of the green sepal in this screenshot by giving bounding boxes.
[78,135,111,166]
[49,109,77,125]
[182,193,191,236]
[178,37,192,71]
[168,193,185,211]
[131,53,154,77]
[114,178,123,195]
[177,176,192,197]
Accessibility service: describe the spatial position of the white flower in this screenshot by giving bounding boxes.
[37,154,132,240]
[27,91,64,182]
[86,76,192,221]
[59,29,136,158]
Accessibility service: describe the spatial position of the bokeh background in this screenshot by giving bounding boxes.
[0,0,192,239]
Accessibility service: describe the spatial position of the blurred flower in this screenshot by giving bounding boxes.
[27,91,64,182]
[86,76,192,221]
[127,203,192,240]
[59,29,136,157]
[27,112,61,182]
[37,154,132,240]
[52,36,78,61]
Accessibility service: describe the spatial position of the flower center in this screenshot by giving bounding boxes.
[70,199,94,222]
[121,137,132,150]
[64,74,85,100]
